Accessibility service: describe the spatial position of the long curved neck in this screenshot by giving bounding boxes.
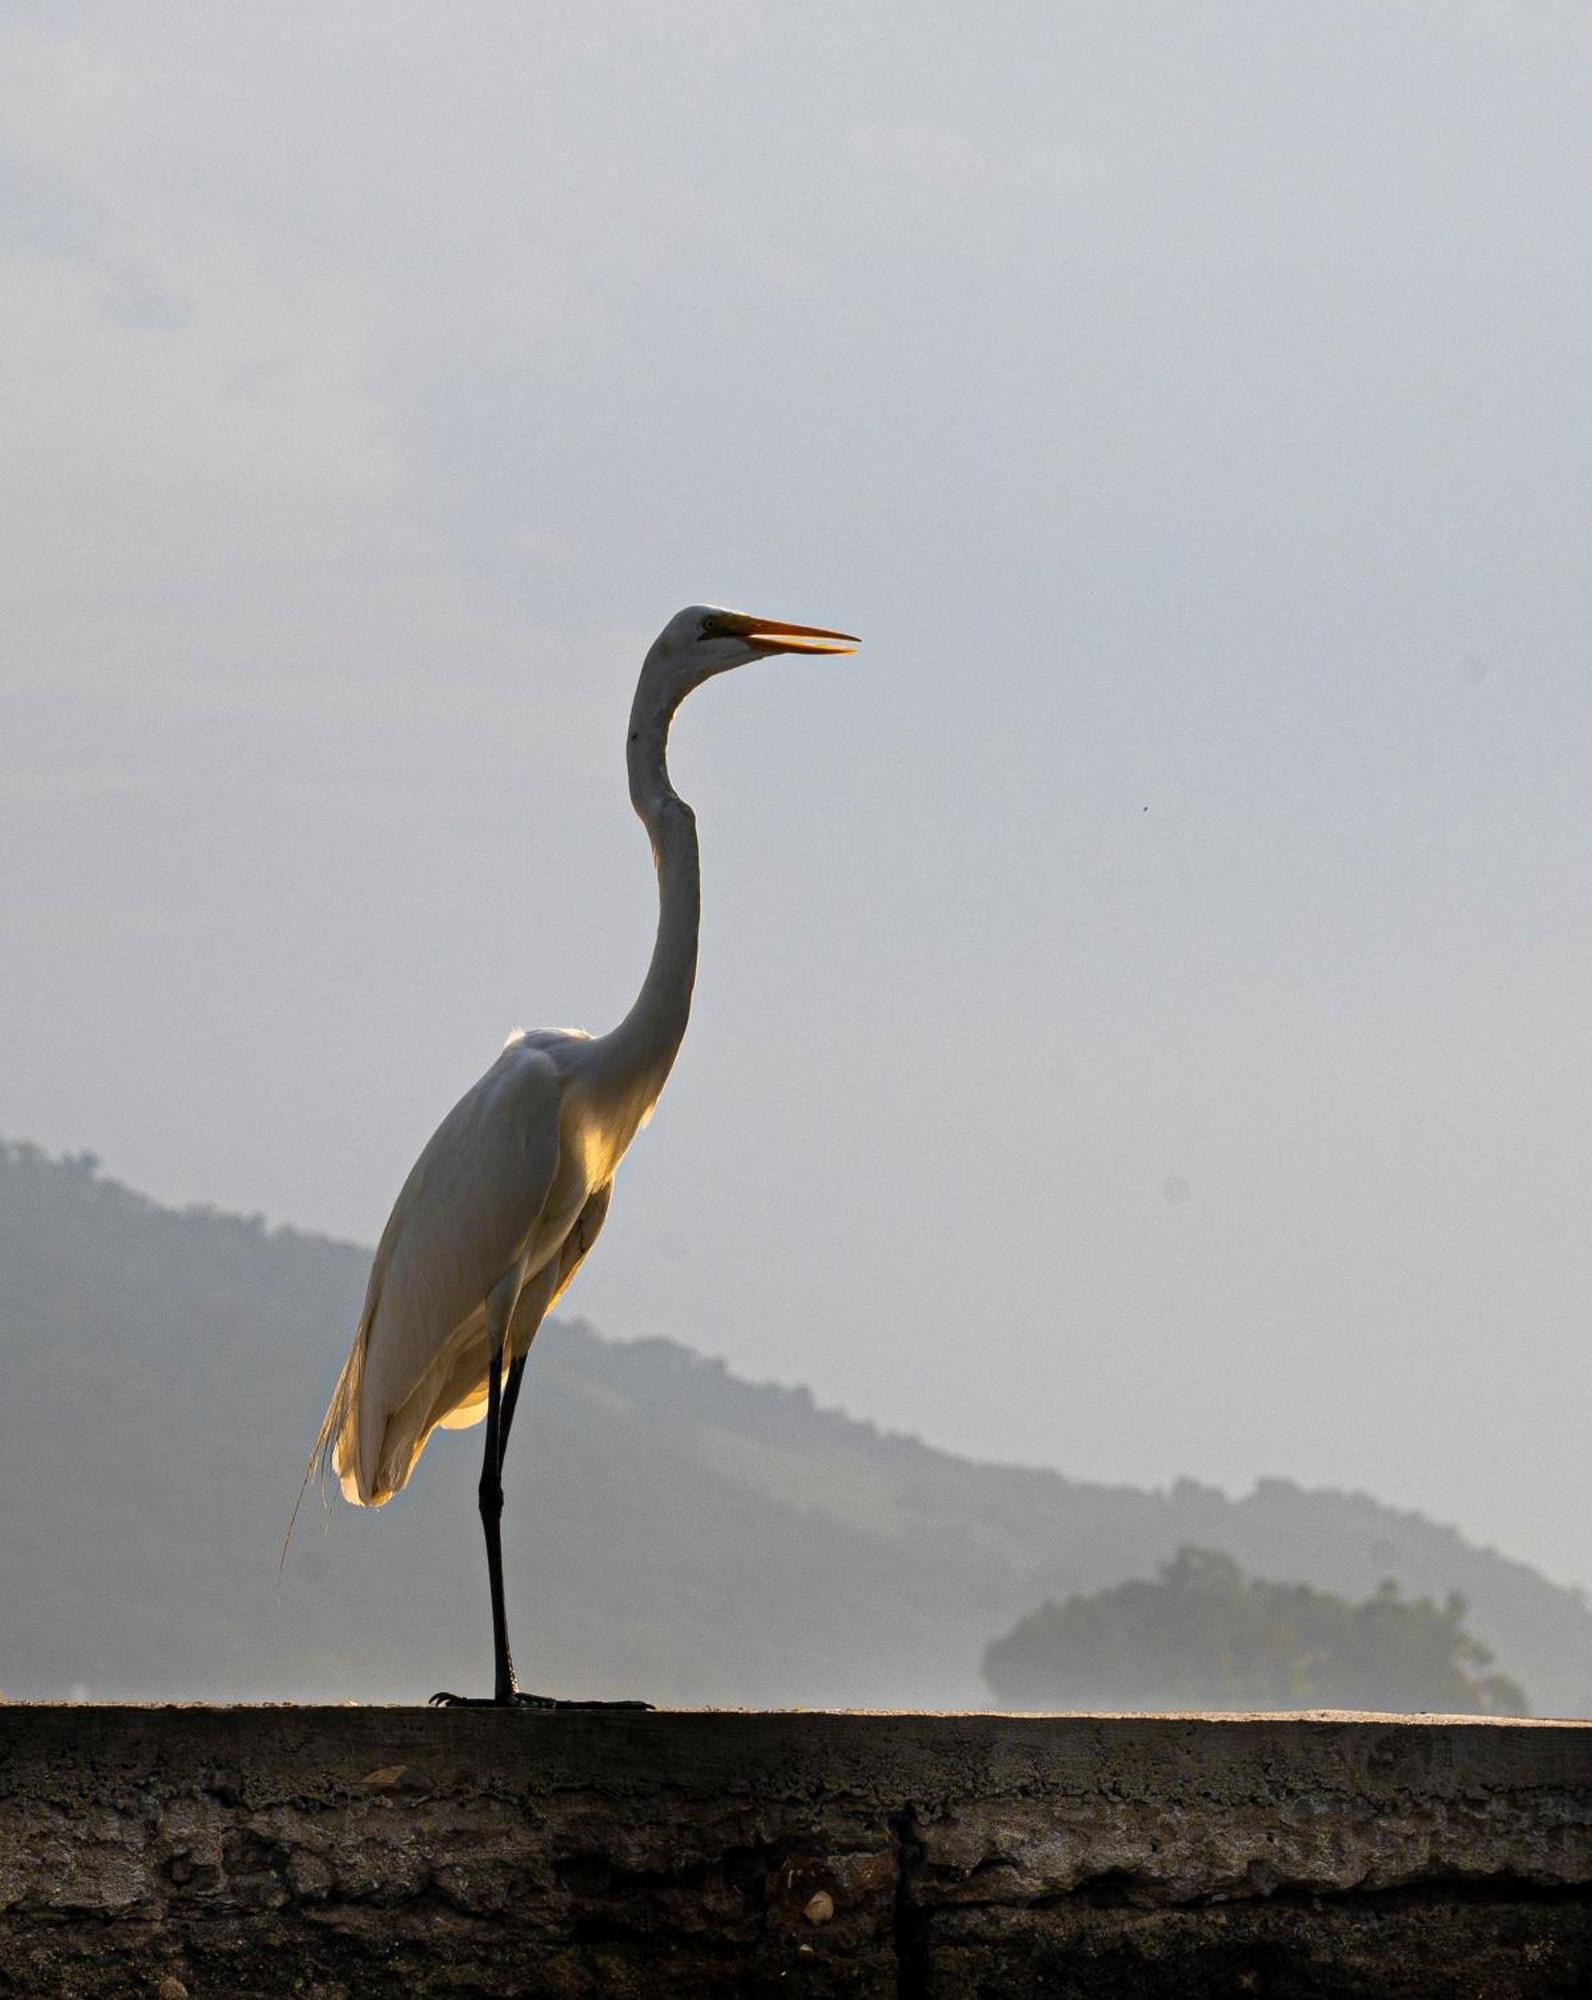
[592,673,701,1111]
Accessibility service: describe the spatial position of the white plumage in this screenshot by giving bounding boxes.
[317,1032,602,1505]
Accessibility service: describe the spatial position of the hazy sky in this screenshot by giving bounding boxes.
[7,4,1592,1587]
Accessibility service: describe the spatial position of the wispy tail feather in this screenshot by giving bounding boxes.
[279,1315,370,1578]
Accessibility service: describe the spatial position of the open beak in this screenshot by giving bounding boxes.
[725,613,860,656]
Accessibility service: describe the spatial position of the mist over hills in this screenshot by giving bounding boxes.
[2,1138,1587,1712]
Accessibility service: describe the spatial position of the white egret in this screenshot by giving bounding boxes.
[306,605,859,1705]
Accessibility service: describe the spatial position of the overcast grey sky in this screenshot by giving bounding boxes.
[7,3,1592,1586]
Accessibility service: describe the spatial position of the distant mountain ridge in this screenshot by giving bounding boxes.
[2,1138,1588,1711]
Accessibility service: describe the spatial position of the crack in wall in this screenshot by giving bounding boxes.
[891,1803,930,1999]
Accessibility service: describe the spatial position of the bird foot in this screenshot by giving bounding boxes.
[429,1689,653,1710]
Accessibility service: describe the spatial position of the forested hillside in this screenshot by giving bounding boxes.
[2,1140,1587,1711]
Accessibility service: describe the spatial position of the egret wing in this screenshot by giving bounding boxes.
[317,1040,567,1505]
[436,1178,614,1432]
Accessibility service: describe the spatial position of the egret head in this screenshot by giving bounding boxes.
[646,603,859,703]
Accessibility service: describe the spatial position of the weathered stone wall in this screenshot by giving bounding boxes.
[2,1707,1591,1996]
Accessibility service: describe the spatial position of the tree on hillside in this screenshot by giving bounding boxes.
[982,1546,1529,1714]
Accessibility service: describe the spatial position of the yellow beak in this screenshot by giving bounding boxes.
[725,613,860,656]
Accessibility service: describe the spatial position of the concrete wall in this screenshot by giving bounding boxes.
[3,1706,1592,1996]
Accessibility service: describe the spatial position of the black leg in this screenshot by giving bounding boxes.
[498,1353,528,1474]
[429,1321,651,1712]
[480,1336,517,1703]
